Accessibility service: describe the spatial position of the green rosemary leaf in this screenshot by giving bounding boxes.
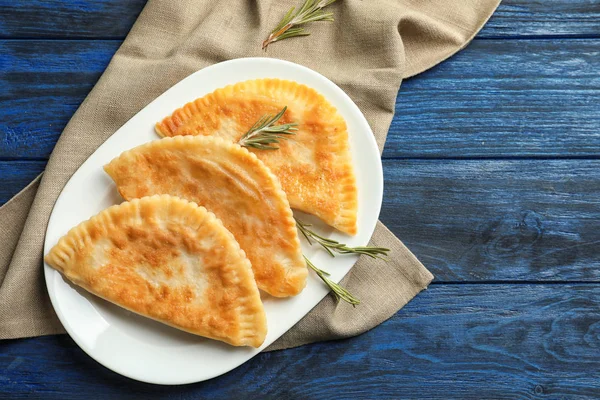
[304,256,360,306]
[299,10,334,24]
[238,106,298,150]
[276,27,310,42]
[296,218,390,260]
[274,7,296,32]
[262,0,339,49]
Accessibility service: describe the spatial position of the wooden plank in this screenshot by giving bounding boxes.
[381,159,600,282]
[2,159,599,283]
[385,38,600,158]
[0,40,119,159]
[0,1,599,39]
[1,284,599,398]
[0,0,146,38]
[2,39,599,160]
[481,0,600,38]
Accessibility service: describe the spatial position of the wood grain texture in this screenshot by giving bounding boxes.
[2,39,599,160]
[1,0,599,39]
[2,159,598,283]
[385,39,600,158]
[0,40,119,159]
[1,284,600,399]
[480,0,600,38]
[380,160,600,282]
[0,0,146,38]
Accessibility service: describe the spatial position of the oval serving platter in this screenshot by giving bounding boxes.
[43,58,383,385]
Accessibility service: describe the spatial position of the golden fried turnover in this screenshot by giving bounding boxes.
[44,195,267,347]
[155,79,358,235]
[104,136,307,297]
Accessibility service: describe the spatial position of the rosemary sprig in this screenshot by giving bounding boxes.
[304,256,360,306]
[238,106,298,150]
[296,218,390,260]
[262,0,338,50]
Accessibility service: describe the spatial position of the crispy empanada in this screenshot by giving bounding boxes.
[44,195,267,347]
[155,79,358,235]
[104,136,307,297]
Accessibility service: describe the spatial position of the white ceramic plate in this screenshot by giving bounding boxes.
[44,58,383,385]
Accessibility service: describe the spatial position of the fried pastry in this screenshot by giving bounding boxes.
[104,136,307,297]
[44,195,267,347]
[155,79,358,235]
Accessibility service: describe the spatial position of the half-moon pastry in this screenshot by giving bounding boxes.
[104,136,307,297]
[155,78,358,235]
[44,195,267,347]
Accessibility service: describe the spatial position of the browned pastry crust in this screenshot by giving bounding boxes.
[45,195,267,347]
[104,136,307,297]
[155,79,358,235]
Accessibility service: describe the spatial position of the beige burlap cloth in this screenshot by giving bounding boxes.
[0,0,499,350]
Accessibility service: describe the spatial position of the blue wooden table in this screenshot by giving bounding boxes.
[1,1,600,398]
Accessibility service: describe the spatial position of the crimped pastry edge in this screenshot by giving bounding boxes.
[154,78,358,235]
[44,194,268,347]
[104,136,308,297]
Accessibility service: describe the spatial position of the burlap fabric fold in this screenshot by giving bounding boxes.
[0,0,500,349]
